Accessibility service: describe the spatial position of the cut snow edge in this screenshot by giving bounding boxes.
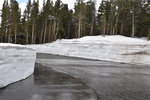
[0,45,36,88]
[27,35,150,65]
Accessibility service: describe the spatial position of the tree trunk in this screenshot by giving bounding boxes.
[8,27,11,43]
[132,7,135,37]
[0,37,2,43]
[43,19,48,43]
[113,16,118,35]
[34,33,36,44]
[14,34,17,44]
[120,13,125,35]
[48,22,51,42]
[78,15,81,38]
[103,26,106,36]
[67,23,71,39]
[14,28,17,44]
[112,28,115,35]
[110,25,113,35]
[25,27,28,44]
[90,15,94,36]
[31,21,35,44]
[8,34,11,43]
[40,24,44,44]
[53,20,56,40]
[0,35,1,42]
[5,34,7,43]
[55,21,59,40]
[107,23,110,35]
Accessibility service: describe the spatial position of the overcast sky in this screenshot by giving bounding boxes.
[0,0,102,14]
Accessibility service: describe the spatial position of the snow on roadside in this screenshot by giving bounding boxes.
[0,44,36,88]
[27,35,150,65]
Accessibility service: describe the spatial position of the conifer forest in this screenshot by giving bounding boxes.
[0,0,150,44]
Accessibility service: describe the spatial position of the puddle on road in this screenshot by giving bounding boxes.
[0,63,98,100]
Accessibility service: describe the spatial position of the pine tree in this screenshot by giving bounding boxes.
[86,0,96,36]
[60,7,74,39]
[11,0,21,44]
[117,0,130,35]
[130,0,141,37]
[0,0,150,43]
[21,9,27,44]
[1,0,7,42]
[59,4,72,39]
[109,0,118,35]
[42,0,52,43]
[53,0,62,40]
[1,0,11,42]
[97,0,107,35]
[74,0,87,38]
[39,0,54,43]
[31,0,39,44]
[25,0,32,44]
[7,2,11,43]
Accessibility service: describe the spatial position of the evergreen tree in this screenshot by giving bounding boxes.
[11,0,21,43]
[31,0,39,44]
[1,0,7,42]
[86,0,96,36]
[42,0,52,43]
[74,0,87,38]
[25,0,32,44]
[1,0,10,42]
[97,0,107,35]
[109,0,118,35]
[53,0,62,40]
[117,0,130,35]
[59,4,72,39]
[0,0,150,43]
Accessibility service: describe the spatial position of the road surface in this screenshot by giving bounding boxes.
[36,53,150,100]
[1,53,150,100]
[0,63,98,100]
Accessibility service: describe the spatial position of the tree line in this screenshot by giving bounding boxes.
[0,0,150,44]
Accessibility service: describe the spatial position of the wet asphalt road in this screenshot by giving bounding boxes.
[36,54,150,100]
[0,63,98,100]
[1,53,150,100]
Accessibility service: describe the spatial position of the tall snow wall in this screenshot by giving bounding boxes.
[0,45,36,88]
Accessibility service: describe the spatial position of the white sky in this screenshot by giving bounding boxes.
[0,0,102,15]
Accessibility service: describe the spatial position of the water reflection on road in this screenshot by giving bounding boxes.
[0,63,98,100]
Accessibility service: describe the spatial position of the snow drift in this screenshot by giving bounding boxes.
[0,44,36,88]
[27,35,150,65]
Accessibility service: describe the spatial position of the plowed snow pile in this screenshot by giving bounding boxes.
[0,44,36,88]
[27,35,150,65]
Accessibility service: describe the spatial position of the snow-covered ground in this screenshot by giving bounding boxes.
[0,35,149,88]
[0,44,36,88]
[27,35,150,65]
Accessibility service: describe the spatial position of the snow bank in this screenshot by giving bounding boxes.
[27,35,150,65]
[0,43,36,88]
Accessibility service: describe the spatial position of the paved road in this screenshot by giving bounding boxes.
[0,63,98,100]
[36,53,150,100]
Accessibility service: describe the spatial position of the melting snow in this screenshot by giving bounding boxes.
[27,35,150,65]
[0,44,36,88]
